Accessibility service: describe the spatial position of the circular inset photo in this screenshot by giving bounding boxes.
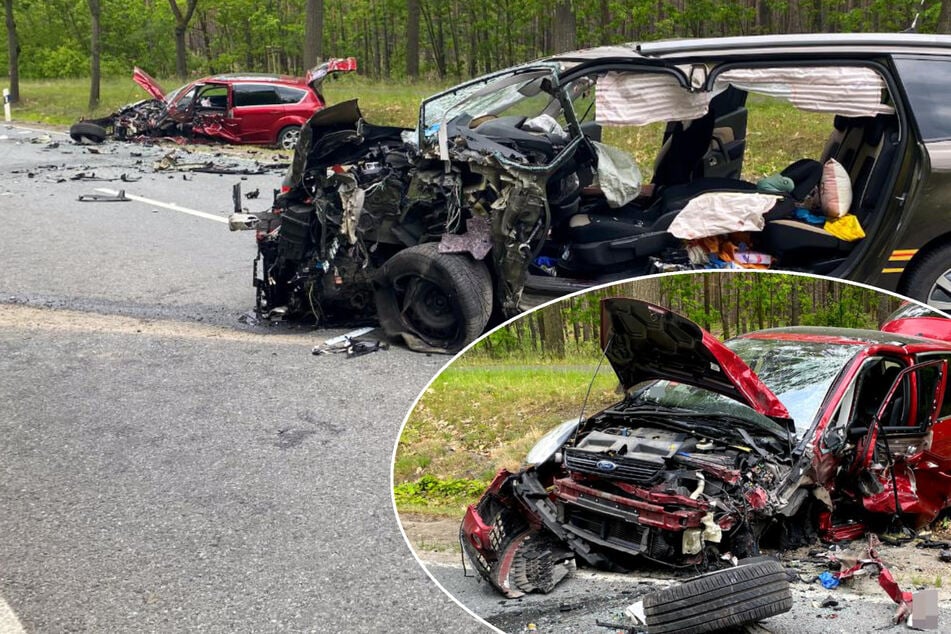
[393,271,951,633]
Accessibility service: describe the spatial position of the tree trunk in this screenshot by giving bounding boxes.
[551,0,576,53]
[540,305,566,358]
[4,0,18,103]
[88,0,100,109]
[406,0,420,77]
[303,0,323,69]
[168,0,199,80]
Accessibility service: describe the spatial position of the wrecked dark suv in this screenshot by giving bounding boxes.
[231,33,951,352]
[461,298,951,599]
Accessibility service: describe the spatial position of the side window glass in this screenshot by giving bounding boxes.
[276,86,306,104]
[234,84,280,107]
[893,56,951,141]
[197,85,228,110]
[918,354,951,420]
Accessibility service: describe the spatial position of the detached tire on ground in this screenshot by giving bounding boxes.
[643,560,792,634]
[374,242,492,354]
[69,121,108,144]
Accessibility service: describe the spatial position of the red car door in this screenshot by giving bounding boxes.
[230,83,285,144]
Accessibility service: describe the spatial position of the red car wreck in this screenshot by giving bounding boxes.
[461,298,951,600]
[69,58,357,149]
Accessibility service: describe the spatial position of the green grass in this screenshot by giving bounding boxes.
[394,361,620,516]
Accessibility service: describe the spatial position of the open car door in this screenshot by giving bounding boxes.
[851,358,950,522]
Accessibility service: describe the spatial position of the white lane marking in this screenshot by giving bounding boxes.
[0,594,26,634]
[3,123,70,137]
[93,188,228,224]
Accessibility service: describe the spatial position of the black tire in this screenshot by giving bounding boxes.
[69,121,108,144]
[643,560,793,634]
[276,125,301,151]
[903,243,951,313]
[374,242,492,353]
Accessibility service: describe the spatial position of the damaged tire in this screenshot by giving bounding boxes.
[643,559,792,634]
[69,121,108,144]
[375,242,492,353]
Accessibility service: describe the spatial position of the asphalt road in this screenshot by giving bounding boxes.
[0,126,487,633]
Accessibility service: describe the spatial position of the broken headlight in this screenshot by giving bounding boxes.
[525,417,581,467]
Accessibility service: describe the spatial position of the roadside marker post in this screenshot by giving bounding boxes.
[3,89,10,122]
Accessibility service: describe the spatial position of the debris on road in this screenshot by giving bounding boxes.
[77,190,130,203]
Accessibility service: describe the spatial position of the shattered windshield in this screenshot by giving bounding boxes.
[420,68,560,136]
[626,337,859,436]
[727,337,859,431]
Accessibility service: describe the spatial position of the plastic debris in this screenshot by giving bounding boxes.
[818,571,840,589]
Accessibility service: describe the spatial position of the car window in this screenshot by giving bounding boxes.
[234,84,282,107]
[893,56,951,141]
[196,85,228,110]
[918,353,951,420]
[276,86,307,104]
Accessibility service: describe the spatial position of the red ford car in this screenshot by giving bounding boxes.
[461,298,951,598]
[69,58,357,149]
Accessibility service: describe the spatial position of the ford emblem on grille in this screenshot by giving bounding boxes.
[596,460,618,472]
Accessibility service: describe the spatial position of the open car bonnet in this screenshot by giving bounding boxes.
[132,67,165,101]
[600,298,791,422]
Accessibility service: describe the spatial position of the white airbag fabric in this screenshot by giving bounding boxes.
[714,67,894,117]
[668,192,781,240]
[591,141,642,208]
[596,72,711,126]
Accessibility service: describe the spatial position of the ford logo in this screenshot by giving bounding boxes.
[596,460,618,472]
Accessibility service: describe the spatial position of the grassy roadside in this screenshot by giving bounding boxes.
[394,359,620,517]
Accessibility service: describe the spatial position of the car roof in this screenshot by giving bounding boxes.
[638,32,951,59]
[203,73,309,87]
[737,325,951,348]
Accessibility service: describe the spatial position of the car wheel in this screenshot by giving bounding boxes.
[642,559,792,634]
[374,242,493,353]
[903,244,951,312]
[277,126,301,151]
[69,122,108,144]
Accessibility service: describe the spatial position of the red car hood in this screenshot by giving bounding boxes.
[600,298,791,421]
[132,67,165,100]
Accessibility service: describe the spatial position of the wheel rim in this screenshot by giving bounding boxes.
[395,275,459,341]
[280,128,300,150]
[926,267,951,313]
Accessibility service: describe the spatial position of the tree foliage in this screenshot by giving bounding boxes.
[1,0,949,81]
[469,273,904,361]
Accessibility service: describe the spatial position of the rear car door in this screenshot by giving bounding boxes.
[231,83,285,144]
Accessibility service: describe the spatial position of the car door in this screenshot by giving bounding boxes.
[850,357,949,519]
[231,83,284,143]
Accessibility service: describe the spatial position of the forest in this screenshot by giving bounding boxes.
[2,0,950,95]
[474,272,905,359]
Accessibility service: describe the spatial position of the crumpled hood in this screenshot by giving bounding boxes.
[132,67,165,101]
[600,298,791,421]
